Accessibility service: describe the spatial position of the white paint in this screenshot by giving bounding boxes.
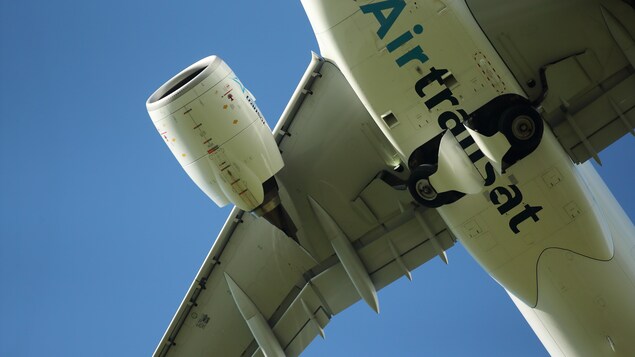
[146,56,284,211]
[302,0,635,355]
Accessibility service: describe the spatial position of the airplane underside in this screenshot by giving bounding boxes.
[303,0,635,355]
[147,0,635,356]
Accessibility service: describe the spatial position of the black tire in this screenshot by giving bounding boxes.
[498,105,544,167]
[408,165,463,208]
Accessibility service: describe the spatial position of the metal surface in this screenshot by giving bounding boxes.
[153,57,456,357]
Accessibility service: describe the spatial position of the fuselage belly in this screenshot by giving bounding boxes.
[302,0,635,355]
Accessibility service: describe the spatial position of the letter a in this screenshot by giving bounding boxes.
[360,0,406,39]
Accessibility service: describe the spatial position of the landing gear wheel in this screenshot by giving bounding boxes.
[511,115,536,141]
[408,164,463,208]
[498,105,544,167]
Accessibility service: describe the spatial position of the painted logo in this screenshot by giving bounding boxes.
[361,0,542,233]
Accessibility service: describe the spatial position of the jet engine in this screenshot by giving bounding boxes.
[147,56,295,238]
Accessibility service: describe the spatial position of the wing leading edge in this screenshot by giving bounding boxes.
[154,54,456,357]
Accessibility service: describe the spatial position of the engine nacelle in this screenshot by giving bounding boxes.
[146,56,284,212]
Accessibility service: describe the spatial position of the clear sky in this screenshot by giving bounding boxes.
[0,1,633,356]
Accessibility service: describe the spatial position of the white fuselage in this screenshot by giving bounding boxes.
[302,0,635,355]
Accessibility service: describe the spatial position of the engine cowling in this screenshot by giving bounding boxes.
[146,56,284,212]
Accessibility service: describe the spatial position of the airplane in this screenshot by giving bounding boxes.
[145,0,635,356]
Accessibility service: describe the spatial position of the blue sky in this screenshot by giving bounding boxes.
[0,1,632,356]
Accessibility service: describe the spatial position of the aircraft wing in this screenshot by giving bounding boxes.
[466,0,635,164]
[153,54,455,357]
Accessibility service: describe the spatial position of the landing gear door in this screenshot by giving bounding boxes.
[430,130,485,194]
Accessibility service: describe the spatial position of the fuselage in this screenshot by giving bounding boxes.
[301,0,635,355]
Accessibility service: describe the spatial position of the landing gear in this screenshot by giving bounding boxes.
[405,95,544,208]
[408,164,463,208]
[498,105,544,168]
[465,95,544,171]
